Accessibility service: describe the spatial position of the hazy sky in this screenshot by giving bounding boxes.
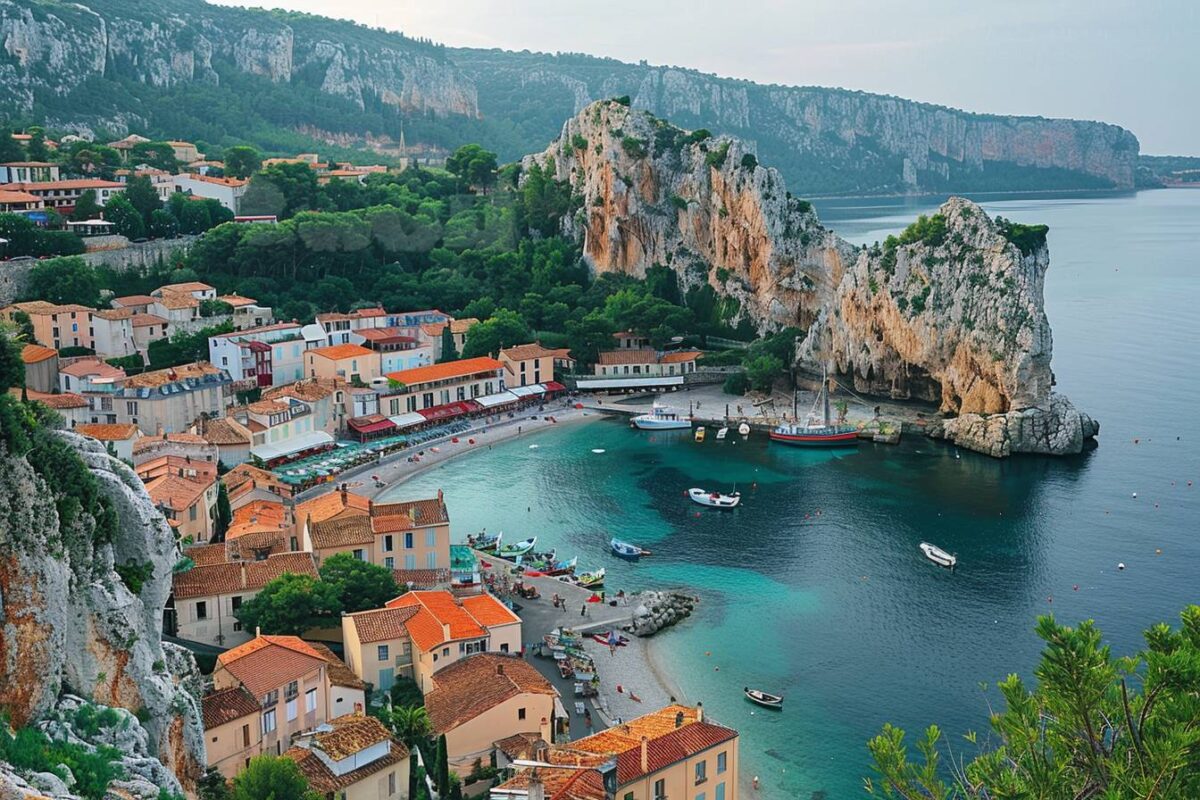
[215,0,1198,155]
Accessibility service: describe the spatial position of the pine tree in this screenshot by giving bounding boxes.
[435,734,450,793]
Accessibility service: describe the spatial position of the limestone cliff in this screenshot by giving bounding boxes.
[0,432,204,793]
[528,101,1097,456]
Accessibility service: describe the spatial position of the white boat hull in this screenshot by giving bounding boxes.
[688,488,741,509]
[920,542,957,568]
[633,416,692,430]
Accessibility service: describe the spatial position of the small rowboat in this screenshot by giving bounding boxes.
[738,422,751,437]
[688,487,741,509]
[470,531,501,552]
[575,568,605,589]
[610,538,650,561]
[694,427,706,442]
[920,542,957,569]
[544,556,578,577]
[744,687,784,710]
[497,536,537,559]
[716,426,729,440]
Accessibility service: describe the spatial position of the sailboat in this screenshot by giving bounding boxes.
[769,366,860,447]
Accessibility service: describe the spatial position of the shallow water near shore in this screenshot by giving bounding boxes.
[387,189,1200,798]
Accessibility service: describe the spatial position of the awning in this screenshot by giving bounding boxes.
[475,390,520,409]
[509,384,543,398]
[347,415,396,435]
[543,381,566,392]
[388,412,427,429]
[250,430,334,461]
[417,400,479,422]
[573,375,686,390]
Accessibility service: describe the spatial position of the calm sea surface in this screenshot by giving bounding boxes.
[388,189,1200,798]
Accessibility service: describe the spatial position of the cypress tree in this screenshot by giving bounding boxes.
[435,734,450,792]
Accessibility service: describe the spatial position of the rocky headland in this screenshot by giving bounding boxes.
[524,100,1098,456]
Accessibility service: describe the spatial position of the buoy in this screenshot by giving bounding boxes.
[1132,492,1138,498]
[1118,562,1126,570]
[1073,584,1079,591]
[1156,548,1162,555]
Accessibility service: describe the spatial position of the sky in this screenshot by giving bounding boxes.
[213,0,1199,155]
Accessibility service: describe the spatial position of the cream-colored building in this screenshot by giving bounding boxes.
[237,396,334,466]
[110,361,233,435]
[594,349,701,378]
[499,342,573,388]
[1,301,95,351]
[380,356,505,418]
[202,686,263,780]
[285,713,409,800]
[145,471,219,543]
[73,423,142,462]
[496,704,740,800]
[425,654,556,774]
[304,344,381,385]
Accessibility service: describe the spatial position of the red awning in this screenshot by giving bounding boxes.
[347,415,396,435]
[417,400,480,422]
[543,381,566,392]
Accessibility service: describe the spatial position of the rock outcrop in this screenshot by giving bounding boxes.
[528,101,1097,456]
[0,432,204,794]
[629,591,698,637]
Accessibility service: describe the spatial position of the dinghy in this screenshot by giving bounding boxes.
[688,487,742,509]
[497,537,537,559]
[575,568,605,589]
[716,426,729,440]
[694,427,706,442]
[738,422,751,437]
[610,538,650,561]
[744,687,784,710]
[470,530,501,552]
[920,542,957,569]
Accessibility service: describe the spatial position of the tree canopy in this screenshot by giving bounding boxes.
[446,144,498,192]
[317,552,403,613]
[232,755,320,800]
[233,572,341,636]
[867,606,1200,800]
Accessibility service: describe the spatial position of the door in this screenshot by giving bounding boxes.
[378,667,395,693]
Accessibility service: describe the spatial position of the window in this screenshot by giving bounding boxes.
[263,690,278,707]
[305,688,317,713]
[518,707,526,720]
[126,401,138,415]
[384,556,394,569]
[189,505,198,521]
[404,555,415,570]
[442,647,449,657]
[383,534,393,552]
[195,601,208,621]
[352,548,366,561]
[695,760,707,785]
[426,551,437,569]
[261,709,276,733]
[241,724,250,747]
[715,783,725,800]
[404,532,413,549]
[378,645,390,662]
[286,698,297,722]
[717,752,726,774]
[425,528,436,547]
[654,779,666,800]
[231,596,242,614]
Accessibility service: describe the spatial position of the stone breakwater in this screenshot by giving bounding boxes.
[629,590,699,637]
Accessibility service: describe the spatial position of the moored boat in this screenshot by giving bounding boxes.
[694,427,706,442]
[632,402,692,431]
[469,530,501,552]
[716,426,729,440]
[738,422,751,437]
[769,366,860,448]
[610,538,649,561]
[544,556,578,576]
[575,568,606,589]
[744,687,784,710]
[497,536,537,559]
[688,487,741,509]
[920,542,957,569]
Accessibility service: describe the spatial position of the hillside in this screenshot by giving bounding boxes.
[1,0,1140,195]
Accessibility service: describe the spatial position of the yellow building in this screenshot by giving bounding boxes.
[284,713,409,800]
[499,342,573,387]
[202,686,263,780]
[424,653,557,774]
[497,704,739,800]
[380,356,505,417]
[304,343,381,385]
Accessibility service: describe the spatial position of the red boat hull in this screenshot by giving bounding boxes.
[769,430,860,447]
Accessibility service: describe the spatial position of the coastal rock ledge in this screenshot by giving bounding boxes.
[630,591,698,637]
[933,393,1100,458]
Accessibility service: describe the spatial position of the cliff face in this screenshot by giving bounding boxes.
[0,0,478,119]
[0,432,204,793]
[529,101,1097,455]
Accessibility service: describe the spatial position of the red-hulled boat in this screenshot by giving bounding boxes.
[769,366,860,448]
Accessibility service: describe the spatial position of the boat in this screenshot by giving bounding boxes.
[632,402,692,431]
[694,427,706,442]
[738,422,751,437]
[470,530,501,552]
[575,568,606,589]
[544,556,578,577]
[769,365,860,448]
[610,538,650,561]
[688,487,742,509]
[744,687,784,710]
[920,542,957,569]
[716,426,729,440]
[497,537,537,559]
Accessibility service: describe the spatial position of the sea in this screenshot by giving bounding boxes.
[386,189,1200,798]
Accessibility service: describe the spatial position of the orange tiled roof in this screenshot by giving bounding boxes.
[499,342,570,362]
[460,593,521,627]
[295,488,370,525]
[20,343,57,364]
[286,734,406,795]
[449,318,478,334]
[264,378,339,403]
[131,313,167,327]
[216,294,258,307]
[122,361,221,389]
[386,590,488,649]
[154,291,199,310]
[112,294,156,307]
[201,417,252,446]
[18,388,86,409]
[385,356,502,387]
[217,635,327,697]
[345,606,419,644]
[597,348,658,366]
[183,542,227,567]
[309,515,372,550]
[201,686,260,729]
[75,422,140,441]
[308,642,366,690]
[227,500,289,539]
[60,359,125,379]
[5,179,122,191]
[145,473,214,512]
[425,654,556,733]
[309,713,393,760]
[93,308,134,321]
[0,189,40,204]
[660,350,702,363]
[307,343,374,361]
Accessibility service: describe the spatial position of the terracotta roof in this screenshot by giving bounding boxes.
[345,606,420,644]
[419,322,446,338]
[307,642,366,690]
[94,308,134,322]
[154,291,199,310]
[295,489,370,525]
[75,422,140,441]
[307,343,374,361]
[285,734,406,795]
[425,654,556,733]
[5,179,122,191]
[392,568,451,589]
[264,379,338,403]
[0,160,56,167]
[60,358,125,379]
[350,307,386,318]
[597,349,659,366]
[201,686,260,729]
[201,417,252,446]
[494,732,545,761]
[173,562,243,599]
[385,356,503,387]
[227,500,289,539]
[246,399,289,415]
[216,635,327,697]
[244,552,318,588]
[135,432,209,448]
[357,327,419,344]
[450,318,478,334]
[371,497,449,526]
[660,350,702,363]
[385,590,490,650]
[18,388,87,409]
[223,463,289,495]
[21,344,57,364]
[131,313,167,327]
[216,294,258,307]
[186,174,248,187]
[145,473,214,512]
[310,713,393,760]
[210,322,301,340]
[0,190,40,204]
[309,514,372,550]
[183,543,227,567]
[112,295,156,307]
[122,361,222,388]
[459,594,521,627]
[499,342,570,362]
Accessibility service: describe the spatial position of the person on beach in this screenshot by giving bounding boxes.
[581,603,587,618]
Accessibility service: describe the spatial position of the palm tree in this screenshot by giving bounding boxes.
[386,705,433,747]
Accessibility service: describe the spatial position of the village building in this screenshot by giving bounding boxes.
[380,357,505,422]
[0,161,60,183]
[284,713,409,800]
[20,343,58,393]
[110,361,232,435]
[202,686,263,779]
[218,294,275,330]
[495,704,740,800]
[0,188,43,215]
[2,301,96,351]
[18,389,90,427]
[145,469,219,542]
[207,322,305,386]
[500,342,574,388]
[594,349,702,378]
[304,344,381,385]
[356,327,434,373]
[73,422,141,462]
[234,395,334,467]
[166,141,201,163]
[172,173,248,212]
[263,379,347,439]
[0,178,124,214]
[424,654,557,774]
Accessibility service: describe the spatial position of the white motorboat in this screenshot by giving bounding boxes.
[738,422,751,436]
[632,402,692,430]
[688,487,741,509]
[716,426,729,440]
[744,687,784,710]
[920,542,957,569]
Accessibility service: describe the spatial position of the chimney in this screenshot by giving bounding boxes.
[527,772,545,800]
[639,736,648,773]
[239,561,247,587]
[696,702,704,723]
[675,711,684,729]
[437,488,443,505]
[340,483,348,503]
[496,662,505,676]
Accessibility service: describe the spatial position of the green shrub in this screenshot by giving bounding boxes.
[620,137,648,159]
[705,142,731,169]
[668,194,688,211]
[612,95,631,107]
[995,216,1050,256]
[683,129,712,146]
[794,199,813,214]
[740,153,758,170]
[723,372,750,396]
[570,134,588,151]
[115,560,154,595]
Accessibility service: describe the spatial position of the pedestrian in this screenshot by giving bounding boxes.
[753,776,759,791]
[584,709,593,730]
[581,603,587,618]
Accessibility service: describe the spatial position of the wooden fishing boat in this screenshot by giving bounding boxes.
[920,542,957,569]
[544,556,578,576]
[694,427,706,442]
[744,687,784,709]
[469,530,501,552]
[497,536,537,559]
[575,568,605,589]
[716,426,729,439]
[688,487,741,509]
[610,538,650,561]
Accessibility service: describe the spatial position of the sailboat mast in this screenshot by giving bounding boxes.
[823,365,831,427]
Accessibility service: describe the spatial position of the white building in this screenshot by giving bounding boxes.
[172,174,248,213]
[208,323,305,385]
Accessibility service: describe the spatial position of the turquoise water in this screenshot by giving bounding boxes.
[388,189,1200,798]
